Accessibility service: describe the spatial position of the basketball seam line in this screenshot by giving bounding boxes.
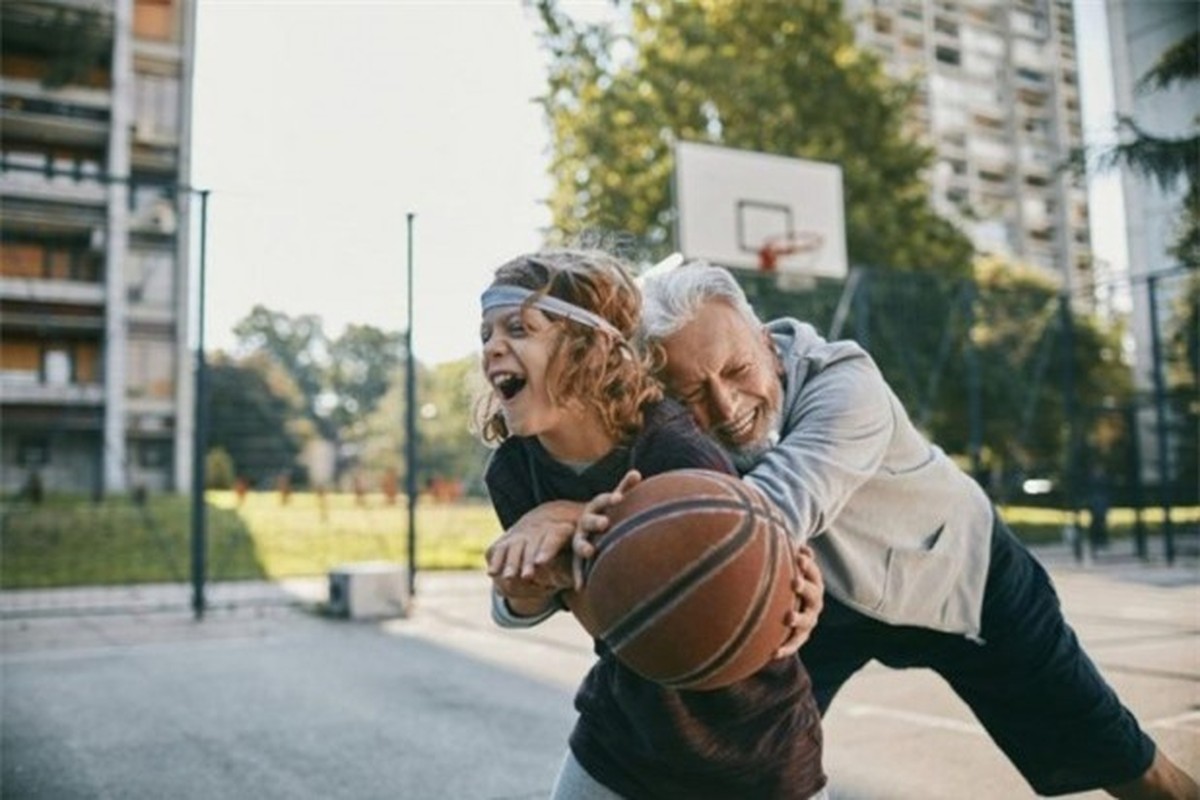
[599,503,757,653]
[659,484,784,688]
[583,494,749,584]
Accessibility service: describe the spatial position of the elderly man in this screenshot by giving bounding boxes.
[630,260,1197,800]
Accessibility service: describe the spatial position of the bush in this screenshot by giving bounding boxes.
[206,447,236,489]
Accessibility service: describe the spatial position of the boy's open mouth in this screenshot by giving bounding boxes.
[491,372,527,401]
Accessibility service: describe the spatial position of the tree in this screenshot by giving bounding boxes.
[327,324,405,433]
[233,306,330,437]
[359,356,493,498]
[232,308,405,480]
[534,0,974,275]
[206,354,305,486]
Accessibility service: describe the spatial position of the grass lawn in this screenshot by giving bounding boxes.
[1,491,502,590]
[1,491,1195,590]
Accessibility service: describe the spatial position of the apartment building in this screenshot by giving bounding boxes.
[844,0,1091,293]
[1,0,197,495]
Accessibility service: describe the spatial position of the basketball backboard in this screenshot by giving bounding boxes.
[673,141,848,281]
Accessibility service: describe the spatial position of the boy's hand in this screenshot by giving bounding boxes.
[571,470,642,589]
[774,544,825,659]
[486,500,580,601]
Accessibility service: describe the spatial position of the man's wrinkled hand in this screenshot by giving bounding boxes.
[774,544,825,659]
[571,470,642,589]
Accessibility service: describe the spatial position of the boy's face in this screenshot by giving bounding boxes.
[658,300,783,469]
[480,306,568,439]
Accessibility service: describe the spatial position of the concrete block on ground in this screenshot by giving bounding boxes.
[328,562,410,619]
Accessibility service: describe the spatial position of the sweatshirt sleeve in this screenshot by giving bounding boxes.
[745,350,894,543]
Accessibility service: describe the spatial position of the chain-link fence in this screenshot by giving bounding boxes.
[3,257,1196,617]
[738,264,1198,560]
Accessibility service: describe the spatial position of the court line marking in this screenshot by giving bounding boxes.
[843,704,987,736]
[1146,710,1200,732]
[842,705,1200,737]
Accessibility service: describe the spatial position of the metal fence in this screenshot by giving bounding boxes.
[2,261,1196,617]
[737,263,1197,558]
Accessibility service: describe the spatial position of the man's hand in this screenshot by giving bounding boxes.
[486,500,581,607]
[571,470,642,589]
[774,544,825,659]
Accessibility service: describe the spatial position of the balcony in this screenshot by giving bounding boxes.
[0,376,104,406]
[0,276,104,305]
[0,156,107,206]
[0,302,104,334]
[0,80,110,148]
[967,135,1012,168]
[1022,198,1054,232]
[0,196,107,235]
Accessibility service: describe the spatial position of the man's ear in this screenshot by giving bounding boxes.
[760,327,784,375]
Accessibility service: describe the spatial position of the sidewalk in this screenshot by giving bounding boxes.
[2,549,1197,799]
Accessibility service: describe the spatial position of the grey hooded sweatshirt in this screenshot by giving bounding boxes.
[746,318,994,638]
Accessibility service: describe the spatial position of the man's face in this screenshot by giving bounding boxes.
[658,300,783,468]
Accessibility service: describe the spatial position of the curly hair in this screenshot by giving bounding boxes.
[477,248,663,445]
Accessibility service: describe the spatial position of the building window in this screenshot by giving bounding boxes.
[17,437,49,467]
[134,73,180,141]
[127,247,174,306]
[43,349,72,386]
[0,340,41,384]
[134,0,177,41]
[0,234,102,282]
[137,440,171,469]
[127,337,175,399]
[934,17,959,37]
[935,46,961,66]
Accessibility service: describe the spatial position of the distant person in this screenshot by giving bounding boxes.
[23,470,43,505]
[479,248,829,799]
[1087,465,1111,552]
[625,259,1198,800]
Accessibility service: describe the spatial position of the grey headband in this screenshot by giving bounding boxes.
[480,285,623,339]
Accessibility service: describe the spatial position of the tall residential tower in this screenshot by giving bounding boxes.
[844,0,1091,292]
[1,0,198,495]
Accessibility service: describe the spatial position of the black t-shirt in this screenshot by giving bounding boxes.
[485,399,825,799]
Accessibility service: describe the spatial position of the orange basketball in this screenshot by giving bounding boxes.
[567,469,797,691]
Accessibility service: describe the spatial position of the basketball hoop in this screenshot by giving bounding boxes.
[757,231,824,291]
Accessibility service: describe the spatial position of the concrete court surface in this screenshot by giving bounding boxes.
[2,547,1197,800]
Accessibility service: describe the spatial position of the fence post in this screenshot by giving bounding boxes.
[854,270,870,348]
[1145,275,1175,563]
[190,189,210,619]
[1058,293,1082,561]
[1125,403,1147,559]
[963,281,983,482]
[405,212,418,598]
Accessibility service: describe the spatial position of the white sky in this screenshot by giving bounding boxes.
[191,0,1126,365]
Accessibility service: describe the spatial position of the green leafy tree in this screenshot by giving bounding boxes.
[233,306,331,437]
[359,357,492,498]
[232,308,405,481]
[534,0,973,275]
[327,325,405,432]
[206,354,305,486]
[734,257,1130,500]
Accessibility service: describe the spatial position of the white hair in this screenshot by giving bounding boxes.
[638,259,764,344]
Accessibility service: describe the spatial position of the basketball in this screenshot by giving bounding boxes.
[566,469,797,691]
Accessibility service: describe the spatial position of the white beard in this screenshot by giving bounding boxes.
[725,411,782,472]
